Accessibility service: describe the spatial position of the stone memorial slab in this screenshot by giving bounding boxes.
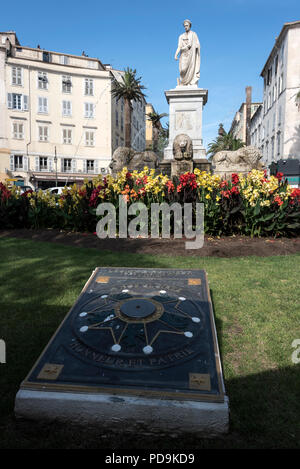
[15,268,229,435]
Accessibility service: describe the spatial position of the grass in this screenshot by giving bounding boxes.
[0,236,299,449]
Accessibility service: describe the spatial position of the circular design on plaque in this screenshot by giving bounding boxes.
[111,344,121,352]
[184,331,193,338]
[115,297,164,324]
[79,312,87,317]
[80,326,89,333]
[143,345,153,355]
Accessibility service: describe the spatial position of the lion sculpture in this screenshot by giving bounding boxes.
[173,134,193,161]
[109,147,158,176]
[212,146,264,174]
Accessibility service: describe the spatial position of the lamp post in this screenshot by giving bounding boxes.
[54,146,58,187]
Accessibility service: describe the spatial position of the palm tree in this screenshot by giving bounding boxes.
[146,111,168,153]
[207,126,245,160]
[111,68,146,148]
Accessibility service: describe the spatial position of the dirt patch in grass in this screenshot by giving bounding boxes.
[1,228,299,257]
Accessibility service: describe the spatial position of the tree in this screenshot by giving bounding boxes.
[146,111,168,153]
[111,68,146,148]
[207,125,245,160]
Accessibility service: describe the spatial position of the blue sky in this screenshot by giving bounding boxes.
[2,0,300,150]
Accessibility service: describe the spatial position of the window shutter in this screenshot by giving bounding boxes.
[35,156,39,171]
[10,155,14,171]
[12,67,16,84]
[72,159,76,173]
[61,158,64,172]
[38,97,42,113]
[23,95,29,111]
[83,159,87,173]
[49,157,53,171]
[94,160,99,174]
[7,93,13,109]
[23,156,28,171]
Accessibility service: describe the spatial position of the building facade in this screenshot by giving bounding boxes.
[0,32,145,189]
[230,87,262,144]
[257,21,300,165]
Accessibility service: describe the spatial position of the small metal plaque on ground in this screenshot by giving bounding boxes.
[15,268,229,435]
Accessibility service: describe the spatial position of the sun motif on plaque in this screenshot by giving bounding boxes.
[72,287,204,370]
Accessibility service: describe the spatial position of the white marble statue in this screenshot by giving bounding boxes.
[174,19,200,86]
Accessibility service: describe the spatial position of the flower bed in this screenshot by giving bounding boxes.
[1,168,299,237]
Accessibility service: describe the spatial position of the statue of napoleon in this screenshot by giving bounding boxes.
[175,19,200,86]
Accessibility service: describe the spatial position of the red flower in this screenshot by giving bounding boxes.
[220,180,228,188]
[221,190,230,199]
[274,195,283,206]
[179,173,197,189]
[126,172,132,180]
[230,186,240,195]
[231,173,239,185]
[276,172,284,182]
[290,188,300,205]
[166,180,175,193]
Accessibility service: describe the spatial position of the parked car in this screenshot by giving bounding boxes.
[45,187,70,195]
[18,185,34,194]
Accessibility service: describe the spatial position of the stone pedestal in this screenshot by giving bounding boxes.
[164,86,208,160]
[171,160,193,178]
[15,267,229,436]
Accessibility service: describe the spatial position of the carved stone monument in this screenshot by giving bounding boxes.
[212,145,265,179]
[163,19,208,172]
[15,267,229,435]
[171,133,194,177]
[109,147,158,176]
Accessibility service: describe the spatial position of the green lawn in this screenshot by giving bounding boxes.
[0,236,299,449]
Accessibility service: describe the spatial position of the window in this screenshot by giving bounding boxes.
[85,131,94,146]
[87,159,94,172]
[275,55,278,76]
[84,78,93,96]
[278,106,282,125]
[63,158,72,172]
[271,136,275,160]
[62,75,72,93]
[7,93,28,111]
[62,128,72,144]
[277,132,281,156]
[116,110,119,127]
[62,100,72,116]
[38,126,48,142]
[38,96,48,113]
[12,122,24,139]
[42,51,51,63]
[84,102,94,118]
[14,155,23,169]
[12,66,22,86]
[39,156,48,170]
[38,71,48,90]
[60,55,69,65]
[267,67,272,86]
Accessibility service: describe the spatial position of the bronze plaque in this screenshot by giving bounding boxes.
[189,373,211,391]
[20,268,226,403]
[37,364,64,380]
[188,278,202,285]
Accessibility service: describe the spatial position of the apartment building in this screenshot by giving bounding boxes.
[0,32,146,189]
[257,20,300,165]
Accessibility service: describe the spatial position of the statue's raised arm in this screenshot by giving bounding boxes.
[175,19,200,86]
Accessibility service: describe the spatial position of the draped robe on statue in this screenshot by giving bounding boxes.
[177,31,200,86]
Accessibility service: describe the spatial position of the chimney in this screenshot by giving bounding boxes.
[245,86,252,146]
